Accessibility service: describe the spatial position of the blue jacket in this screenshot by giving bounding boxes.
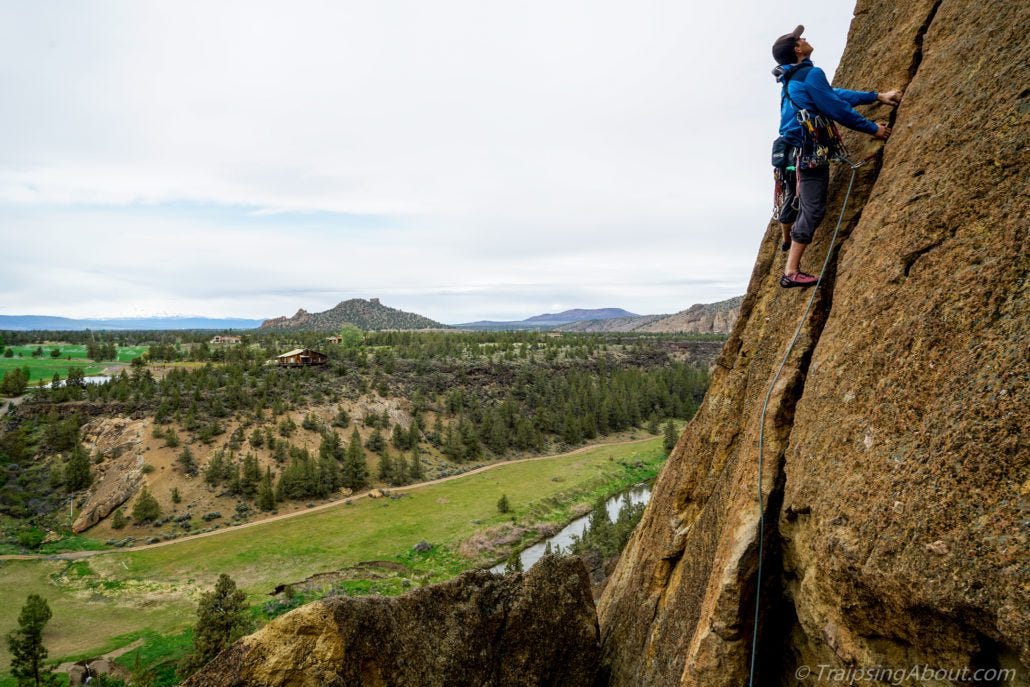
[774,60,879,145]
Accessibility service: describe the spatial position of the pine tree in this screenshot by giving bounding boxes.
[497,494,511,514]
[6,594,57,687]
[179,574,250,677]
[342,427,369,491]
[171,487,181,504]
[240,453,261,497]
[663,420,678,453]
[257,467,276,511]
[111,508,127,530]
[204,450,226,487]
[408,446,425,481]
[63,443,92,492]
[391,423,407,450]
[319,431,345,462]
[378,447,395,484]
[365,427,385,453]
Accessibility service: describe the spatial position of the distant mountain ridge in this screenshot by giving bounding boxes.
[260,298,446,331]
[524,308,638,324]
[455,307,639,330]
[555,296,742,334]
[0,315,263,331]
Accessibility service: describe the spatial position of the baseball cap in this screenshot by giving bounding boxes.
[772,25,805,65]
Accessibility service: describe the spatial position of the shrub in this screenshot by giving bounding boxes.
[497,494,511,514]
[177,446,198,476]
[131,488,161,524]
[16,527,45,550]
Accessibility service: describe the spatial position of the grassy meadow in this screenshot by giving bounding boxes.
[0,344,147,383]
[0,436,667,681]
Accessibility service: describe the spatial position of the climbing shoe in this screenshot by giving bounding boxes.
[781,241,791,252]
[779,271,819,288]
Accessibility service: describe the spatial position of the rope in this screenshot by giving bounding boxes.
[747,158,866,687]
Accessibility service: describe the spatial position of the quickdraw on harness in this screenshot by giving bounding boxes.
[771,66,855,219]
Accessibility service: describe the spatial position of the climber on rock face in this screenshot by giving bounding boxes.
[771,25,902,288]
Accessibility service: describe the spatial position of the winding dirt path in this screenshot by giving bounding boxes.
[1,435,657,562]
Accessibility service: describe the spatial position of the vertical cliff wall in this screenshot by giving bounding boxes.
[597,1,1028,684]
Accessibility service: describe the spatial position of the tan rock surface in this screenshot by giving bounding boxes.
[637,297,743,334]
[183,555,600,687]
[597,1,1028,685]
[72,417,147,532]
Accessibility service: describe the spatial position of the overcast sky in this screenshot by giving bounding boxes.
[0,1,863,324]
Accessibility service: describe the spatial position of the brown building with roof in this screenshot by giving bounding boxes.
[275,349,328,367]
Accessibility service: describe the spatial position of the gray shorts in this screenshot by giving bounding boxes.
[777,164,829,245]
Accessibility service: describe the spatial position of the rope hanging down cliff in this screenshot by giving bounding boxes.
[747,155,870,687]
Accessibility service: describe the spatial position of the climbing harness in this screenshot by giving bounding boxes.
[748,153,871,687]
[772,65,855,221]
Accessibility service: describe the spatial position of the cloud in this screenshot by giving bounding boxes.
[0,1,857,322]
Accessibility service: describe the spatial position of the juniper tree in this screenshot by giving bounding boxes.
[240,454,261,497]
[63,443,92,492]
[663,420,678,454]
[365,427,385,453]
[408,446,425,481]
[131,487,161,523]
[178,446,198,476]
[378,447,395,484]
[257,468,276,511]
[341,427,369,491]
[332,407,350,427]
[179,574,250,677]
[248,427,264,448]
[6,594,58,687]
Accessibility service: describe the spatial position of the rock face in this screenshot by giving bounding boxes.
[556,297,742,334]
[72,417,146,532]
[637,297,743,335]
[598,2,1028,685]
[183,556,600,687]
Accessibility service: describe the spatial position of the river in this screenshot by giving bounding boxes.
[489,482,652,573]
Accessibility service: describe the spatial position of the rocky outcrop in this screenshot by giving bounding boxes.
[183,555,600,687]
[598,1,1028,685]
[72,417,146,532]
[260,299,447,331]
[556,297,742,334]
[637,296,742,335]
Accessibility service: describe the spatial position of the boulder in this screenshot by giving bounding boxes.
[183,555,600,687]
